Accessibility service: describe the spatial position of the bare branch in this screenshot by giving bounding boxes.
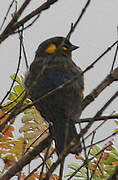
[110,26,118,72]
[79,114,118,123]
[66,0,91,40]
[0,0,15,31]
[82,67,118,110]
[83,40,118,73]
[0,0,32,42]
[0,0,58,43]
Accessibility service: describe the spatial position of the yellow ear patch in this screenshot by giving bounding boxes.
[45,44,56,53]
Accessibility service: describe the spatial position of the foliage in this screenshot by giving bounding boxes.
[66,143,118,180]
[0,74,57,179]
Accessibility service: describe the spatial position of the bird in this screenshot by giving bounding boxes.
[24,36,84,155]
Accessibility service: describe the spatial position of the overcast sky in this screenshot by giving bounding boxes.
[0,0,118,174]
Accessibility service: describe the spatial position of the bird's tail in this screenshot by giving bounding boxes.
[50,117,81,155]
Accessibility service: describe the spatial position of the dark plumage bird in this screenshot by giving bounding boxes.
[24,37,84,155]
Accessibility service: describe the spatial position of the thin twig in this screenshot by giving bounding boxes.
[110,26,118,72]
[0,0,15,31]
[95,90,118,117]
[0,0,32,43]
[79,123,89,180]
[14,13,41,34]
[90,153,103,180]
[59,160,65,180]
[79,114,118,123]
[87,131,96,157]
[0,31,23,105]
[24,127,49,154]
[24,149,55,180]
[0,0,58,43]
[83,40,118,74]
[40,143,51,180]
[86,132,115,149]
[66,0,91,40]
[82,66,118,110]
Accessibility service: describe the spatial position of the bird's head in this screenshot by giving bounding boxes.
[36,36,79,58]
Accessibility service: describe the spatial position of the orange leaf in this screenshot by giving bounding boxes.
[9,137,24,159]
[0,111,9,124]
[38,173,59,180]
[0,125,14,149]
[75,154,84,161]
[26,172,40,180]
[112,161,118,165]
[3,154,16,171]
[101,152,109,160]
[50,174,59,180]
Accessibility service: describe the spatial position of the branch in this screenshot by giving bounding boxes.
[0,0,15,31]
[1,31,23,105]
[66,0,91,40]
[82,67,118,110]
[0,0,32,43]
[0,0,58,43]
[95,90,118,117]
[83,40,118,73]
[79,114,118,123]
[110,26,118,72]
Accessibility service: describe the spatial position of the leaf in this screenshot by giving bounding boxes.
[67,163,87,178]
[112,161,118,165]
[0,140,19,145]
[25,172,39,180]
[9,137,24,159]
[0,126,14,147]
[10,74,22,84]
[8,92,17,101]
[2,154,16,171]
[90,145,101,156]
[68,162,79,170]
[104,165,115,175]
[20,106,49,149]
[114,128,118,134]
[13,84,24,96]
[38,173,59,180]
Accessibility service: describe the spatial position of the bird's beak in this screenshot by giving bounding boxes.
[70,45,79,51]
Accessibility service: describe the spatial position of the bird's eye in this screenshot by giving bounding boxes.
[62,44,68,50]
[63,46,67,51]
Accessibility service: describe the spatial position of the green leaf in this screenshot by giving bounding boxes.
[0,140,19,145]
[68,162,79,170]
[10,74,21,84]
[104,165,115,175]
[67,163,87,178]
[8,92,17,101]
[22,114,34,123]
[103,152,118,164]
[20,75,24,83]
[90,145,101,156]
[13,85,23,96]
